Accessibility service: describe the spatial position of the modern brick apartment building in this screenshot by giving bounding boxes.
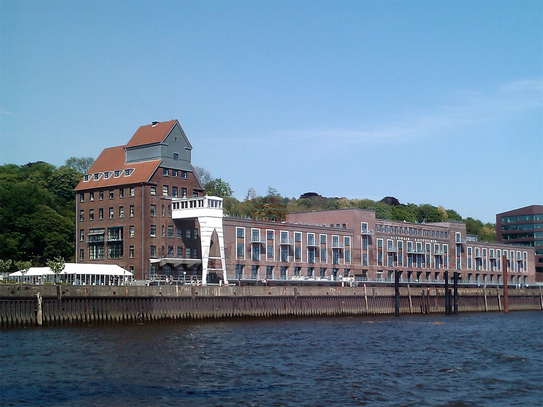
[75,120,536,285]
[496,205,543,282]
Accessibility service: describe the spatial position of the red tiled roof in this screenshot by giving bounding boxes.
[125,120,178,147]
[75,145,161,191]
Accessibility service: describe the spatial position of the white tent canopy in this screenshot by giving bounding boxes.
[9,263,133,285]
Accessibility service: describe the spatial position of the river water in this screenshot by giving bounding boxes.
[1,311,542,407]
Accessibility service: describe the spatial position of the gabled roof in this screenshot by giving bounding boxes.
[74,145,160,191]
[125,119,184,147]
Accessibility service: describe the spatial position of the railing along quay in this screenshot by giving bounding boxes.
[1,283,542,328]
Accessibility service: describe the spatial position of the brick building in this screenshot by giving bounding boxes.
[75,120,536,286]
[74,120,204,280]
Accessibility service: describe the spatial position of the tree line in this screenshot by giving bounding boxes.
[197,167,496,241]
[0,158,93,274]
[0,161,495,274]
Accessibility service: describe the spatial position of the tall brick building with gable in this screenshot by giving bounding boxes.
[74,120,204,280]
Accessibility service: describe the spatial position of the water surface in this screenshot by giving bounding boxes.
[1,311,542,406]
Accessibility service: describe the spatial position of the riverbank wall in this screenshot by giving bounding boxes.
[1,284,542,328]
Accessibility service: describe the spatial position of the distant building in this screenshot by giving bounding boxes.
[75,120,536,286]
[496,205,543,282]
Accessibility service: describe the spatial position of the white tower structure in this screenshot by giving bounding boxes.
[172,196,227,285]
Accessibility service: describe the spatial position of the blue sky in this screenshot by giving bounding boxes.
[1,0,541,223]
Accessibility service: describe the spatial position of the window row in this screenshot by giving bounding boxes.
[373,222,448,239]
[79,187,135,202]
[234,264,351,280]
[83,168,134,182]
[79,205,136,221]
[162,168,188,178]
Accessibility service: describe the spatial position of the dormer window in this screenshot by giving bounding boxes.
[93,172,102,181]
[84,174,91,182]
[103,171,111,179]
[124,168,134,177]
[114,170,122,178]
[173,153,179,160]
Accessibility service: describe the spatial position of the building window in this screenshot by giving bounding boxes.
[99,208,104,220]
[252,245,260,261]
[281,246,288,262]
[150,245,156,257]
[109,190,114,199]
[177,246,183,257]
[129,187,135,197]
[150,225,156,237]
[266,266,273,279]
[168,225,174,238]
[89,192,94,202]
[89,209,94,221]
[79,193,84,202]
[186,248,191,258]
[235,264,244,279]
[79,229,84,241]
[119,206,124,218]
[237,243,244,258]
[186,229,191,239]
[251,265,259,279]
[150,204,156,217]
[129,205,134,217]
[177,227,182,238]
[98,191,103,200]
[172,186,178,197]
[181,187,187,198]
[237,228,244,238]
[150,187,156,196]
[129,246,134,258]
[129,225,134,238]
[119,188,124,198]
[181,171,187,179]
[109,207,114,219]
[79,210,84,221]
[267,244,274,259]
[163,185,169,196]
[79,249,84,260]
[163,168,169,176]
[172,169,178,177]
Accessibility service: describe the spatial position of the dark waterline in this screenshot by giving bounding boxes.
[1,311,542,407]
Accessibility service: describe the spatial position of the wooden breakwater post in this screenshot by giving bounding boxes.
[394,270,400,316]
[453,272,459,314]
[502,254,509,313]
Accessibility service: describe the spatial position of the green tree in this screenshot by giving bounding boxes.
[65,157,94,173]
[47,257,65,283]
[204,178,233,198]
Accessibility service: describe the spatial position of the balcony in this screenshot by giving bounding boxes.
[251,236,266,244]
[386,246,398,252]
[360,229,374,235]
[331,242,344,249]
[407,248,425,254]
[279,238,294,245]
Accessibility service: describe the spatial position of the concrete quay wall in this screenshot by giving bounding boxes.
[1,284,542,328]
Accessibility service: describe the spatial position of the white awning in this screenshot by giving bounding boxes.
[10,263,133,277]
